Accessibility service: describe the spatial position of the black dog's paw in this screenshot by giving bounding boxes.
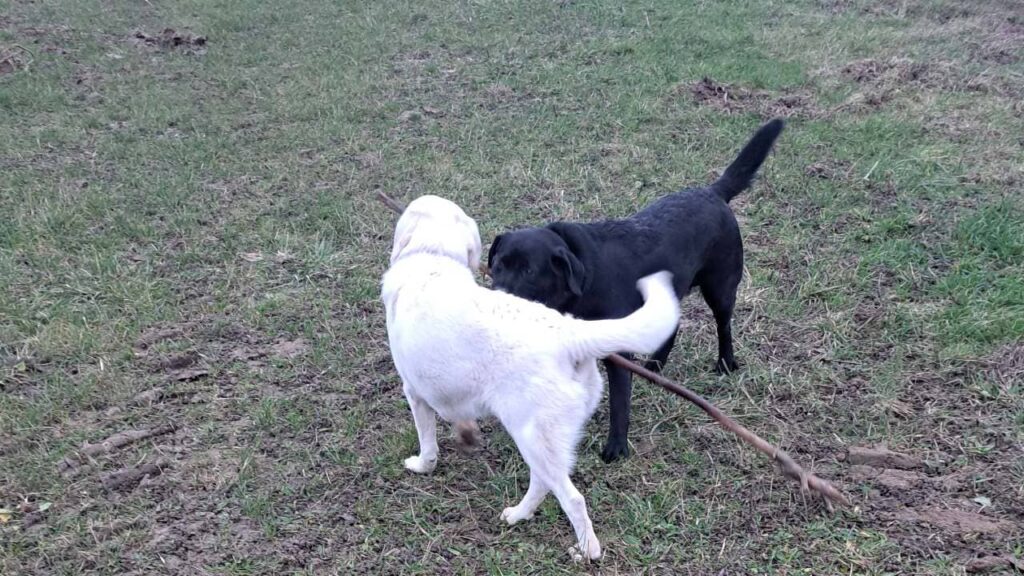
[600,437,630,463]
[714,358,739,375]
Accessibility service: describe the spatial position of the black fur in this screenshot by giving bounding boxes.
[488,119,784,462]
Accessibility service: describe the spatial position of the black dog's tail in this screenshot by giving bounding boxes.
[710,118,784,203]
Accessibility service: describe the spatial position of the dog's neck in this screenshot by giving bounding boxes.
[393,248,472,271]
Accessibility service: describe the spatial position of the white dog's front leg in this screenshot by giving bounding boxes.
[403,391,438,474]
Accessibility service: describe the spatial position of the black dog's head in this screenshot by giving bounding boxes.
[487,227,586,311]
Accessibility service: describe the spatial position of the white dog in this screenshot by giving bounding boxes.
[381,195,680,560]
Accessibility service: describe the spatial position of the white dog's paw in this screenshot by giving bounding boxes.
[499,505,534,525]
[568,539,602,562]
[403,455,436,474]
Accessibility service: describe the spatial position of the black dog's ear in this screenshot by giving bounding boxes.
[551,246,585,297]
[487,234,504,265]
[547,222,594,295]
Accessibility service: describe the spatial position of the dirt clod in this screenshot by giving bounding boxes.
[271,338,309,359]
[845,445,924,470]
[966,554,1024,573]
[101,459,170,491]
[130,388,163,406]
[58,425,176,473]
[134,327,185,350]
[170,367,209,381]
[849,465,927,490]
[155,351,198,371]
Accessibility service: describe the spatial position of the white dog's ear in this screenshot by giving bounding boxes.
[390,210,422,266]
[464,216,482,273]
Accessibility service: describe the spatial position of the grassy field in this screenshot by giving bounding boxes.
[2,0,1023,573]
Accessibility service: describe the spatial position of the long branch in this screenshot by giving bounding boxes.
[607,355,849,508]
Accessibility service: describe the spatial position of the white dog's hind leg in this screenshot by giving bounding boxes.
[508,418,601,561]
[549,474,601,561]
[403,391,439,474]
[500,468,548,524]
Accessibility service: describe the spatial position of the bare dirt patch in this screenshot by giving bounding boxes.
[979,342,1024,389]
[896,505,1017,536]
[841,436,1023,565]
[0,45,32,76]
[839,57,929,85]
[131,28,207,54]
[967,554,1024,573]
[687,77,823,119]
[844,445,925,469]
[804,158,853,180]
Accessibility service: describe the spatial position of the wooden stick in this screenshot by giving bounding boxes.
[376,190,408,215]
[375,190,850,510]
[606,355,849,509]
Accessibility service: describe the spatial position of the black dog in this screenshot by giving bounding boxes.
[488,119,784,462]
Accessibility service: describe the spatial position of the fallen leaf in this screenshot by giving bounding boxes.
[972,495,992,509]
[240,252,263,262]
[38,502,52,512]
[0,508,12,523]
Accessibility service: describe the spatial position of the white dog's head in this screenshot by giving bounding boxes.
[390,195,482,272]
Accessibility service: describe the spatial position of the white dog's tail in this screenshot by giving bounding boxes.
[568,271,680,360]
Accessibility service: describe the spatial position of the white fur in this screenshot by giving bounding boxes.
[382,195,680,561]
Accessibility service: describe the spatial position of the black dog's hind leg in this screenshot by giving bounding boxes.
[701,282,739,374]
[601,355,633,462]
[643,327,678,373]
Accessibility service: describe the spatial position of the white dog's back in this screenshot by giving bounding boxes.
[384,255,677,423]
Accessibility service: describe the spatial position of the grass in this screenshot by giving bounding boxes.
[1,0,1023,573]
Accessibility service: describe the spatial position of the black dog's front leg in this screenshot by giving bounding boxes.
[601,355,633,462]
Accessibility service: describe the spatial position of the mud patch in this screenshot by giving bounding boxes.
[131,28,207,54]
[687,77,823,119]
[828,57,947,111]
[839,57,929,84]
[896,505,1017,535]
[804,158,853,180]
[270,338,310,360]
[844,445,925,469]
[0,45,32,75]
[134,325,189,351]
[841,436,1022,567]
